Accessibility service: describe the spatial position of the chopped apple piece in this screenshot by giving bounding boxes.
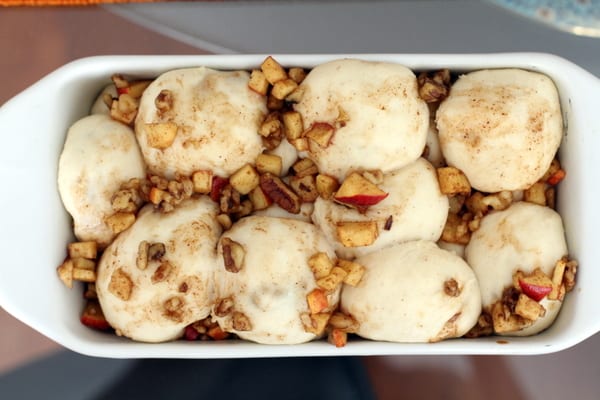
[73,268,96,283]
[491,302,531,333]
[221,237,245,273]
[145,122,178,149]
[308,252,334,279]
[72,257,95,270]
[518,268,553,302]
[292,158,318,178]
[306,288,329,314]
[328,312,359,334]
[271,78,298,100]
[248,69,269,95]
[260,56,288,84]
[289,137,309,152]
[248,186,272,211]
[437,167,471,196]
[328,328,348,348]
[334,172,388,207]
[106,212,135,234]
[148,187,167,205]
[255,153,283,176]
[524,182,547,206]
[57,260,73,289]
[68,241,97,260]
[109,268,133,301]
[547,169,566,185]
[81,300,111,331]
[336,259,365,286]
[301,312,330,335]
[282,111,304,141]
[192,170,213,194]
[288,67,307,84]
[316,174,339,200]
[316,267,348,291]
[336,221,379,247]
[210,176,229,202]
[207,325,230,340]
[229,164,260,195]
[216,213,233,230]
[515,294,546,320]
[305,122,335,149]
[125,80,152,98]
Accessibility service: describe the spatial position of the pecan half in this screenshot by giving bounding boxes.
[259,173,301,214]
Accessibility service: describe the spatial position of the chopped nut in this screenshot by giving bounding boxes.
[167,180,185,200]
[151,261,174,284]
[215,298,234,317]
[232,311,252,331]
[290,175,319,202]
[384,215,393,231]
[234,199,254,219]
[106,212,136,235]
[336,221,379,247]
[111,189,138,213]
[148,242,166,261]
[417,69,450,103]
[155,89,174,113]
[163,296,185,322]
[259,173,301,214]
[260,56,288,84]
[248,69,269,96]
[258,113,282,138]
[449,194,466,214]
[109,268,133,301]
[84,283,98,300]
[179,282,188,293]
[464,312,494,338]
[110,93,139,125]
[437,167,471,196]
[316,267,348,291]
[545,187,556,209]
[443,278,460,297]
[267,92,284,110]
[481,191,513,212]
[221,237,245,273]
[219,185,242,214]
[150,175,169,190]
[329,312,360,334]
[288,67,307,84]
[308,252,334,280]
[336,259,365,286]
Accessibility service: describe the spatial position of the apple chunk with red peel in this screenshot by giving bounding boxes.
[517,268,553,302]
[81,300,111,331]
[334,172,388,208]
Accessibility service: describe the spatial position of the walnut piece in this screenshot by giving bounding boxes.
[221,237,245,273]
[232,311,252,331]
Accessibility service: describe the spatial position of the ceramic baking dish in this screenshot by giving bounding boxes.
[0,54,598,358]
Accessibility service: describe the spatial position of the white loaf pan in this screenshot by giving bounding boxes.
[0,54,598,358]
